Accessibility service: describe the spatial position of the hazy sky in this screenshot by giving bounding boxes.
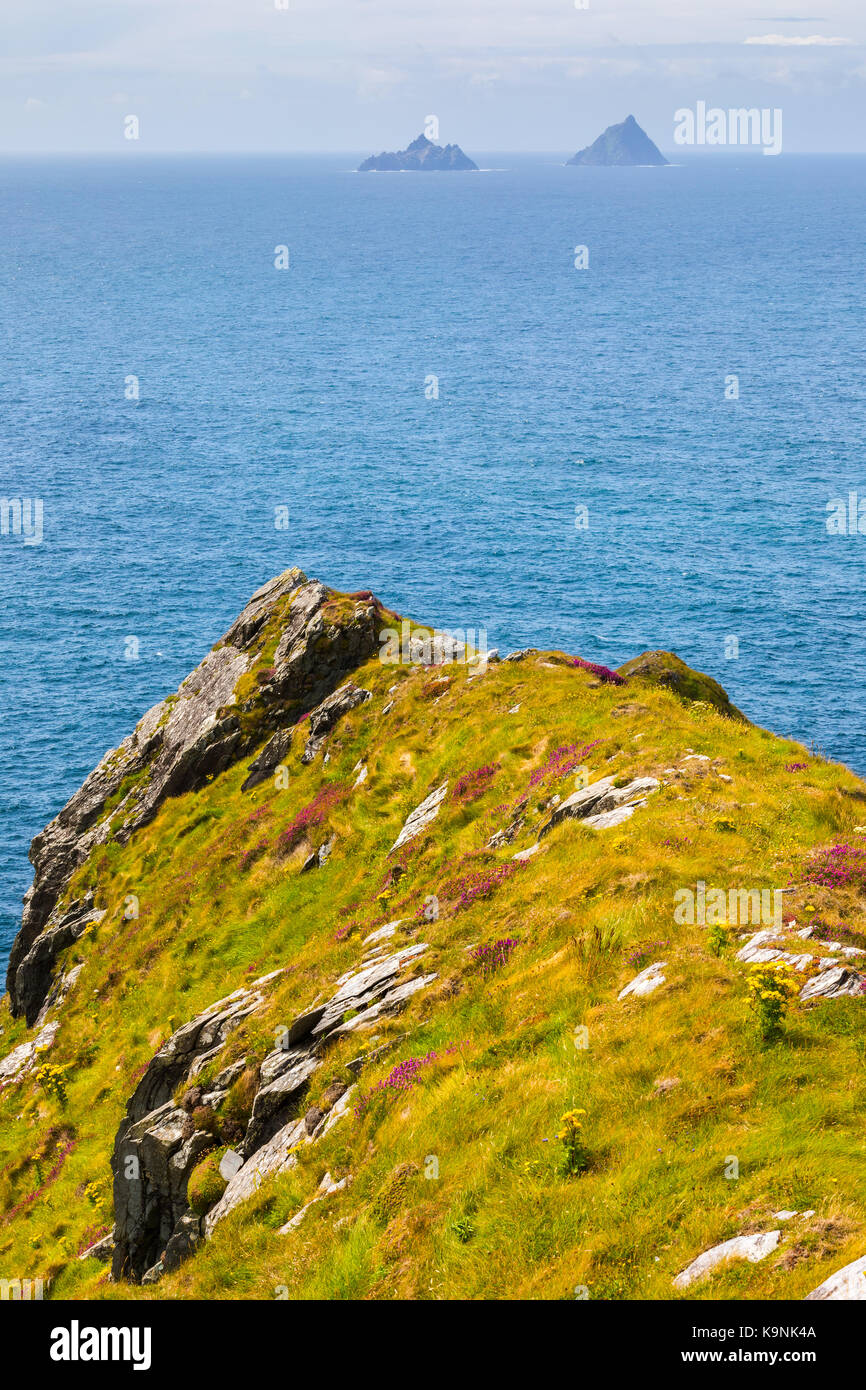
[2,0,866,153]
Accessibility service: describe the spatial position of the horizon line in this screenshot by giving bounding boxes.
[1,147,866,158]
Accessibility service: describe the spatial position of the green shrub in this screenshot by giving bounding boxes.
[558,1109,589,1177]
[450,1216,475,1243]
[35,1064,72,1107]
[707,921,730,957]
[747,962,798,1042]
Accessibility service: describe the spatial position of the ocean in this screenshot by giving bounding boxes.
[2,150,866,973]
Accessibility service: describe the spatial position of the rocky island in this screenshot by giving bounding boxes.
[568,114,669,167]
[1,567,865,1301]
[358,134,478,172]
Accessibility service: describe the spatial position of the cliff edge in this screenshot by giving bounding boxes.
[2,570,865,1302]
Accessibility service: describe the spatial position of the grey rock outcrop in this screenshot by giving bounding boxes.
[390,782,449,854]
[800,965,865,1001]
[242,1046,320,1155]
[7,568,384,1021]
[487,808,526,849]
[795,924,866,958]
[200,945,436,1239]
[673,1231,781,1289]
[204,1089,356,1236]
[111,973,280,1282]
[278,1171,351,1233]
[12,898,104,1028]
[512,843,540,862]
[618,961,667,1001]
[0,1019,59,1090]
[736,930,816,973]
[77,1231,115,1262]
[538,775,659,840]
[110,940,437,1283]
[35,961,85,1028]
[241,729,293,792]
[503,649,538,663]
[805,1254,866,1300]
[300,683,372,764]
[301,838,335,872]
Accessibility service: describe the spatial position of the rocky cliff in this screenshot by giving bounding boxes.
[2,569,866,1302]
[5,570,385,1024]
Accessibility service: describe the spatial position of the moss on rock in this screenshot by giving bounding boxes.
[187,1148,228,1216]
[616,650,748,721]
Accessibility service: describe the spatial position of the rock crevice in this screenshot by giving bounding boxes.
[110,941,436,1284]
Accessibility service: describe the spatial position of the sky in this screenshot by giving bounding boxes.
[2,0,866,153]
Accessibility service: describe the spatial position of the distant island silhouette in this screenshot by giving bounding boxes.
[567,115,669,167]
[358,134,479,172]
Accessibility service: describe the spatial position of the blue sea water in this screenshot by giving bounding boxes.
[2,150,866,975]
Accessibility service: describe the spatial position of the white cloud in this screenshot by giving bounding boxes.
[744,34,853,46]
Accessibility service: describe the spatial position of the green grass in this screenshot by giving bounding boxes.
[2,611,866,1300]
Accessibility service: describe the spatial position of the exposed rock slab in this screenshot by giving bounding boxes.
[300,683,372,764]
[487,809,526,849]
[583,803,642,831]
[35,962,84,1028]
[363,920,401,946]
[800,966,865,1001]
[111,934,436,1281]
[327,973,438,1037]
[243,1048,321,1155]
[618,962,667,1001]
[0,1019,59,1089]
[302,837,335,873]
[14,898,104,1028]
[513,843,541,862]
[673,1231,781,1289]
[538,776,659,840]
[278,1171,351,1233]
[737,931,817,973]
[205,1088,355,1235]
[110,973,280,1282]
[390,783,449,853]
[805,1254,866,1300]
[309,943,430,1039]
[503,649,538,663]
[205,1117,306,1235]
[538,778,615,837]
[78,1231,115,1262]
[241,729,293,792]
[796,925,866,958]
